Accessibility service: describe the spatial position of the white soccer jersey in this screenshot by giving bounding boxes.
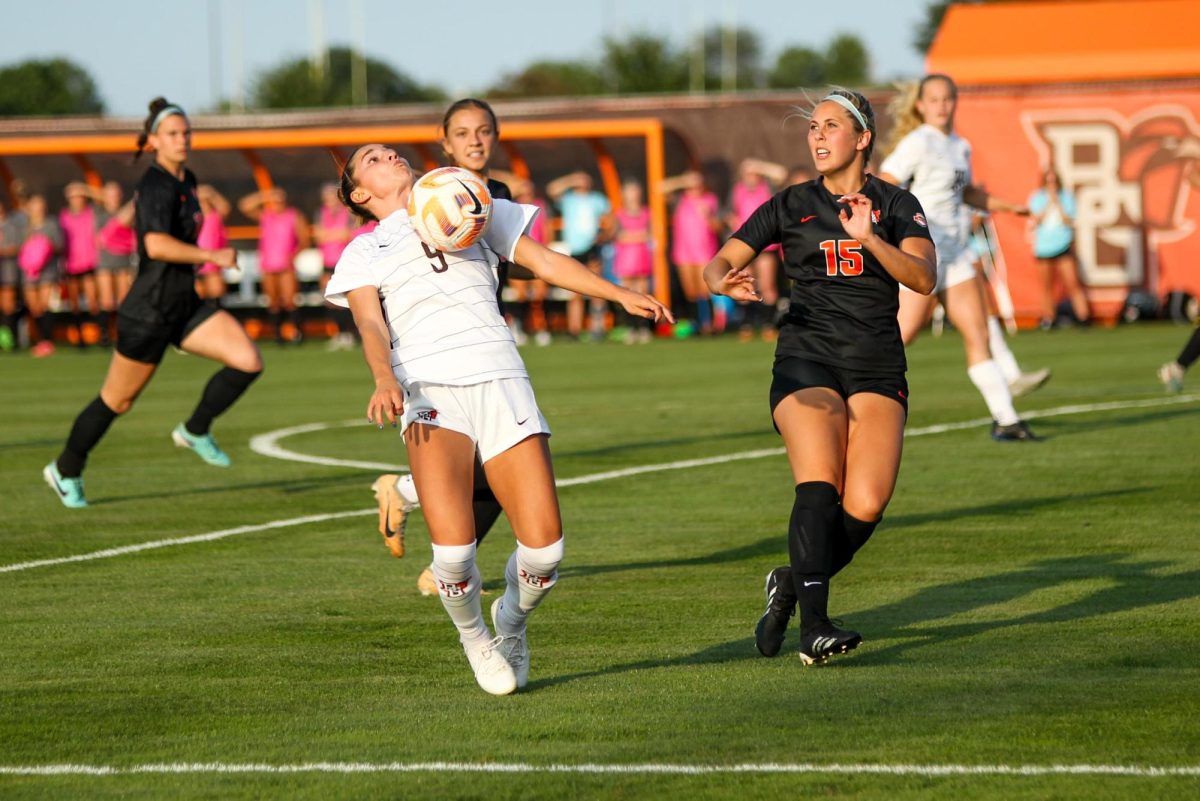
[325,199,538,387]
[880,124,973,255]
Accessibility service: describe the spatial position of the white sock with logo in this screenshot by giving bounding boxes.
[430,542,489,646]
[394,473,420,507]
[967,359,1020,426]
[496,538,564,635]
[987,317,1022,383]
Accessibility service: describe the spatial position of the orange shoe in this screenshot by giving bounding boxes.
[371,474,410,558]
[417,566,437,596]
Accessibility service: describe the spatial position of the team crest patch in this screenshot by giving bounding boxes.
[871,210,882,223]
[415,409,439,423]
[913,213,927,227]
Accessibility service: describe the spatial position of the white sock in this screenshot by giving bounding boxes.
[497,538,564,635]
[987,317,1021,383]
[967,359,1020,426]
[430,542,488,645]
[394,473,420,507]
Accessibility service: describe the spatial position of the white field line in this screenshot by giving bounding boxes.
[0,761,1197,777]
[5,393,1197,576]
[247,419,407,471]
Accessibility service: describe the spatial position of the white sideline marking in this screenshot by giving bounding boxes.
[5,393,1198,576]
[1,761,1197,777]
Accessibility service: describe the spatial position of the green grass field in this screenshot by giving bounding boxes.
[2,323,1198,800]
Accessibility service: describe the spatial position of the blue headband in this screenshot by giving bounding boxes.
[150,104,187,133]
[822,94,869,132]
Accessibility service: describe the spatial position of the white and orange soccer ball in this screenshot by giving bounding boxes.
[407,166,492,252]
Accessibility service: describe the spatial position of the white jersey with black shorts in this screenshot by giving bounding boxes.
[324,199,551,461]
[880,123,976,292]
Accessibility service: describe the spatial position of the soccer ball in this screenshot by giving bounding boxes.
[407,166,492,252]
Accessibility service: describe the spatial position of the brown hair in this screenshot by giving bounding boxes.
[440,98,499,139]
[337,145,377,222]
[803,88,878,164]
[134,96,187,161]
[883,74,956,157]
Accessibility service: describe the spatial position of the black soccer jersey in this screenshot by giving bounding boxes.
[732,175,932,373]
[119,163,203,326]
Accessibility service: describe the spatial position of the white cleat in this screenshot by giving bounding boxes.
[1009,367,1052,397]
[1158,361,1185,393]
[463,635,517,696]
[491,598,530,689]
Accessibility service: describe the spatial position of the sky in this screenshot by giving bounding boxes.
[4,0,929,117]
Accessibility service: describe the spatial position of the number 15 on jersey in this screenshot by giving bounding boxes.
[818,240,864,277]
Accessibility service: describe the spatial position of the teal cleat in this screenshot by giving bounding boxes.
[43,461,88,509]
[171,423,232,467]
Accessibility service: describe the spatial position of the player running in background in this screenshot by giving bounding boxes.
[328,143,670,694]
[43,98,262,508]
[705,89,936,665]
[880,74,1046,441]
[1158,325,1200,392]
[371,99,522,596]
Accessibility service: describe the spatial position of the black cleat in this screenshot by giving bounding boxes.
[991,420,1041,442]
[797,622,862,665]
[755,566,797,657]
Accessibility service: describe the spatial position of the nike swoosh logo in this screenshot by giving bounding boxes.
[516,417,531,426]
[47,471,66,498]
[800,215,817,223]
[803,580,822,587]
[457,179,483,214]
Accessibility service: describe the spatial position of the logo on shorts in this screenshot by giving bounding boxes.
[913,213,927,227]
[415,409,439,423]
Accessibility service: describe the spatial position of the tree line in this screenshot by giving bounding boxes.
[0,2,972,117]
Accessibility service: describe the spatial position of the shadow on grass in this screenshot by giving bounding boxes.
[1029,405,1198,437]
[91,470,378,506]
[528,636,758,691]
[843,552,1200,667]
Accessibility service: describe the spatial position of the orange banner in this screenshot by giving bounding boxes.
[957,83,1200,323]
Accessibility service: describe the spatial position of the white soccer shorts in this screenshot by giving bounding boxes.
[401,377,552,462]
[900,242,977,295]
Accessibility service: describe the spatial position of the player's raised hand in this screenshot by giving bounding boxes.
[367,379,404,429]
[618,290,675,324]
[837,193,876,243]
[713,266,761,303]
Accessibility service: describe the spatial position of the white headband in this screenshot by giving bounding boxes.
[822,94,869,132]
[150,104,187,133]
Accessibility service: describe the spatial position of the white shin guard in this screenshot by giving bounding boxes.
[497,538,564,634]
[430,542,488,645]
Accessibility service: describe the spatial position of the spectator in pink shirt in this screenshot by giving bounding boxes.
[613,179,654,344]
[93,181,136,346]
[60,182,102,347]
[728,159,788,341]
[195,185,232,302]
[313,182,355,350]
[239,187,309,344]
[663,170,721,335]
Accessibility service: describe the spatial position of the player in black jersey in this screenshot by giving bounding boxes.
[704,89,936,665]
[370,98,524,593]
[43,98,263,509]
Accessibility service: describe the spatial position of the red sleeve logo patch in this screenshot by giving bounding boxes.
[871,210,881,223]
[913,213,927,227]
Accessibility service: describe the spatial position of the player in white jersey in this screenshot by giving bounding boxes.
[326,144,671,695]
[880,74,1045,442]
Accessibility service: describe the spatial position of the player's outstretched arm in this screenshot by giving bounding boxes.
[703,238,761,302]
[347,285,404,428]
[512,236,673,323]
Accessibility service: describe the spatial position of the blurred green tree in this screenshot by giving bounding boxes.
[0,58,104,117]
[603,34,689,94]
[768,46,827,89]
[251,47,443,109]
[487,61,608,99]
[824,34,871,86]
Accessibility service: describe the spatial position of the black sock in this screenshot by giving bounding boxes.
[1177,327,1200,370]
[98,310,112,343]
[334,307,355,335]
[185,367,261,436]
[272,310,286,340]
[35,314,53,343]
[57,396,119,477]
[787,481,842,633]
[831,511,880,577]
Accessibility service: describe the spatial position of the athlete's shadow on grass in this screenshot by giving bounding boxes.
[529,637,756,691]
[1028,405,1198,438]
[92,471,377,505]
[841,551,1200,667]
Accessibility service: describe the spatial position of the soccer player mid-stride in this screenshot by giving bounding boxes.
[703,90,936,665]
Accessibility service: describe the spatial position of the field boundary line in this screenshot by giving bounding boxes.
[6,393,1197,576]
[1,761,1198,777]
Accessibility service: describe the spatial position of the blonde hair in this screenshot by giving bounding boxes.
[883,73,956,158]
